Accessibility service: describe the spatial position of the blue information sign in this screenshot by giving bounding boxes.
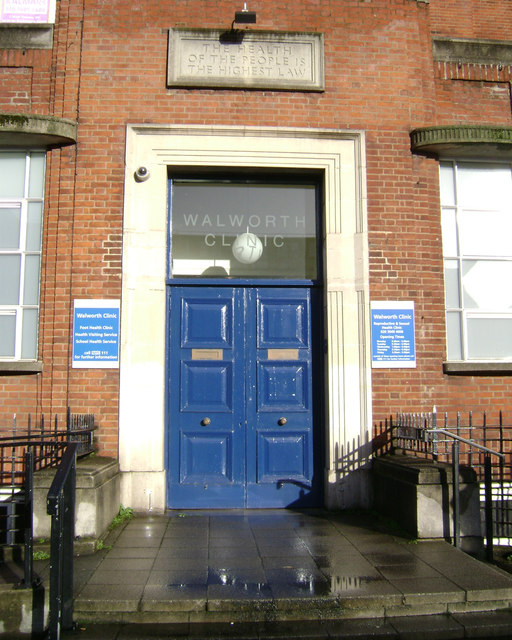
[72,300,120,368]
[371,301,416,368]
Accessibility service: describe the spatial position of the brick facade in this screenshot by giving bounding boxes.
[1,0,512,478]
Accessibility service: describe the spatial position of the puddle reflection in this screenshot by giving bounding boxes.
[329,575,382,593]
[207,568,267,592]
[168,567,384,596]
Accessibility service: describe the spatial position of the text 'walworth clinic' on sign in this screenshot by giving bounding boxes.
[371,301,416,369]
[72,300,120,369]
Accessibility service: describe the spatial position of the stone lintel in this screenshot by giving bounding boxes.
[0,23,53,49]
[433,37,512,65]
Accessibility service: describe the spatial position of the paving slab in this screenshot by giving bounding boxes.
[4,510,512,638]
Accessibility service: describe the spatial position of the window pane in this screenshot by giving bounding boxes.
[441,208,458,256]
[28,152,45,198]
[0,314,16,357]
[461,209,512,257]
[27,202,43,251]
[23,255,41,305]
[467,317,512,359]
[462,260,512,310]
[440,162,455,205]
[21,309,38,359]
[444,260,460,308]
[0,152,26,197]
[457,163,512,210]
[0,206,21,249]
[446,311,462,360]
[0,255,21,304]
[171,182,318,279]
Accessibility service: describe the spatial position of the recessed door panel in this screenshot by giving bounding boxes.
[258,362,309,411]
[259,298,309,348]
[168,286,320,508]
[182,299,232,348]
[180,432,234,483]
[181,362,233,411]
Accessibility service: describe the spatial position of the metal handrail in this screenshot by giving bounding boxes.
[426,428,505,459]
[47,442,78,640]
[427,427,504,560]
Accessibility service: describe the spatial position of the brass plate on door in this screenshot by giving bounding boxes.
[267,348,299,360]
[191,349,223,360]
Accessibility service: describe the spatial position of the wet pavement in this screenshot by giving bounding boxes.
[5,509,512,638]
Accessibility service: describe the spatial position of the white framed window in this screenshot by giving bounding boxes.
[441,160,512,361]
[0,151,45,360]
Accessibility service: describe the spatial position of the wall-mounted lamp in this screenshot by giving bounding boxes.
[233,2,256,25]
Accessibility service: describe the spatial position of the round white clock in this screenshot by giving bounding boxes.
[232,232,263,264]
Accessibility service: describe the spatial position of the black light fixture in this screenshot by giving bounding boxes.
[234,2,256,24]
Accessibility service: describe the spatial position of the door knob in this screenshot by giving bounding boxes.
[201,417,211,426]
[278,417,287,426]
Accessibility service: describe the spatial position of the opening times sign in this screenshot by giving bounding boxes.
[72,300,120,369]
[371,301,416,369]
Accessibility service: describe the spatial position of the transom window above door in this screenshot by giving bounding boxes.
[169,179,319,280]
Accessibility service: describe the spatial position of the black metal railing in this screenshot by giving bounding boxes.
[47,442,78,640]
[0,409,95,638]
[382,410,511,560]
[0,415,94,574]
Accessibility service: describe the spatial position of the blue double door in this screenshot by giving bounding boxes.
[167,286,321,508]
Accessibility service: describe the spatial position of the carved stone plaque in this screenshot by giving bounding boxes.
[168,29,324,91]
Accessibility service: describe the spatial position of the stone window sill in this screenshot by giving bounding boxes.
[443,361,512,375]
[0,361,43,374]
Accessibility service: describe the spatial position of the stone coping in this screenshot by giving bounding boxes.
[373,453,477,484]
[33,456,119,490]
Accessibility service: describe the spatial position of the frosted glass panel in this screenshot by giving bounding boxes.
[441,208,457,256]
[444,260,460,308]
[457,164,512,210]
[0,255,21,304]
[21,309,38,359]
[462,260,512,310]
[467,317,512,359]
[28,153,45,198]
[461,209,512,257]
[171,182,318,279]
[440,162,455,206]
[446,312,462,360]
[0,314,16,357]
[27,202,43,251]
[0,152,25,197]
[23,255,41,305]
[0,206,21,249]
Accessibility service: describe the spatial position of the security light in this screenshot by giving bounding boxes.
[234,3,256,24]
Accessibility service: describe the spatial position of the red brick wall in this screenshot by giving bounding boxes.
[2,0,512,457]
[430,0,512,41]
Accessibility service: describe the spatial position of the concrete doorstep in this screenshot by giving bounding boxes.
[3,510,512,638]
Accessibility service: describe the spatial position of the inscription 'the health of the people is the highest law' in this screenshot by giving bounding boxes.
[168,29,324,91]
